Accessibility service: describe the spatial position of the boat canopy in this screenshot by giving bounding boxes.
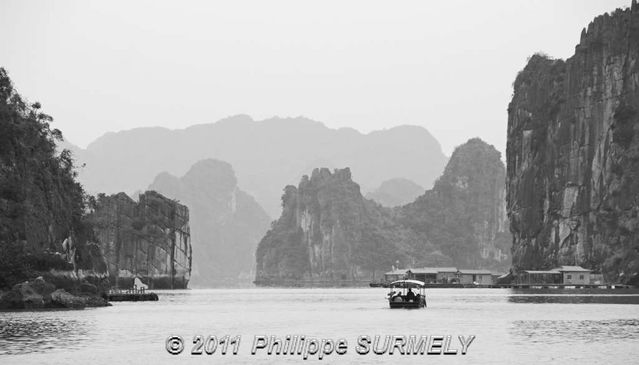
[389,279,426,288]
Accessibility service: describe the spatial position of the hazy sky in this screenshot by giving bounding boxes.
[0,0,630,155]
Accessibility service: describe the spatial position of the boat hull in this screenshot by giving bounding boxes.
[388,297,426,309]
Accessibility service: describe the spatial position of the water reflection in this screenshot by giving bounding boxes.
[507,289,639,304]
[511,319,639,343]
[0,316,90,355]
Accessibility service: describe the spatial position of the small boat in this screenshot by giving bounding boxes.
[386,279,427,308]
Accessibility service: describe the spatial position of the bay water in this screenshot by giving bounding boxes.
[1,288,639,364]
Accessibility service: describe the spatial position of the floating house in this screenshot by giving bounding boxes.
[404,267,459,283]
[406,268,438,283]
[384,269,407,282]
[517,265,592,285]
[518,270,562,285]
[434,267,459,283]
[458,269,494,285]
[557,266,591,285]
[385,267,502,285]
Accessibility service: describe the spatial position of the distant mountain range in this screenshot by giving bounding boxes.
[365,178,425,207]
[66,115,448,217]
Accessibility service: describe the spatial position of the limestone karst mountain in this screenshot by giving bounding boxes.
[255,139,511,285]
[506,2,639,284]
[255,168,422,285]
[0,67,110,306]
[68,115,447,217]
[149,159,271,286]
[398,138,511,271]
[88,191,192,289]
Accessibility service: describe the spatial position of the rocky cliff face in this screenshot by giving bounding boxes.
[255,168,422,284]
[89,191,192,289]
[399,138,511,271]
[506,3,639,283]
[149,159,271,286]
[365,178,424,207]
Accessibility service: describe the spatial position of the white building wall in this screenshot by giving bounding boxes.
[563,272,590,285]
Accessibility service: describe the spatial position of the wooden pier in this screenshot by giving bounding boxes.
[107,288,159,301]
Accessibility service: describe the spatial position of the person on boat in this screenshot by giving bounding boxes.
[388,290,403,301]
[406,288,416,301]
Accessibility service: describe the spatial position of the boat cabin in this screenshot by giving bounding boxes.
[387,280,427,309]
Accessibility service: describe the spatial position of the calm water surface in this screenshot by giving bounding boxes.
[1,288,639,364]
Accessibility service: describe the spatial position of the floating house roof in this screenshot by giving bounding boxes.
[458,269,493,275]
[522,266,591,275]
[432,267,458,273]
[387,267,502,276]
[408,267,459,274]
[407,268,438,274]
[555,266,591,272]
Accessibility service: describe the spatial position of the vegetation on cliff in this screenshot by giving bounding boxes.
[506,3,639,284]
[0,68,112,307]
[398,138,511,271]
[0,67,97,289]
[255,168,421,284]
